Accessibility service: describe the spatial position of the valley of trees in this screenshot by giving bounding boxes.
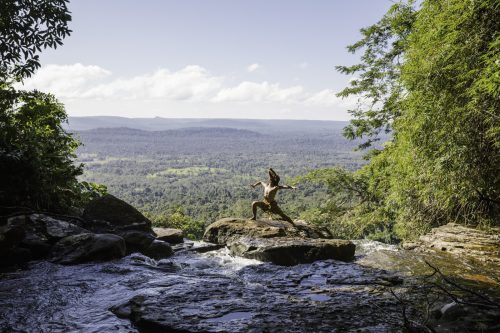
[73,124,364,239]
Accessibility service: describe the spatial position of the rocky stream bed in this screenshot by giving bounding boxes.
[1,196,499,332]
[1,239,499,333]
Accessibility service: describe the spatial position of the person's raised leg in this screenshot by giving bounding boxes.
[270,202,295,225]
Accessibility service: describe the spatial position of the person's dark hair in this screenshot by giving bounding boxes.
[268,168,280,186]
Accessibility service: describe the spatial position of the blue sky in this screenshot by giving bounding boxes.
[22,0,395,120]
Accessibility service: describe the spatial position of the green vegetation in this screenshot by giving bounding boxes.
[299,0,500,241]
[0,0,105,212]
[75,125,364,236]
[0,0,72,81]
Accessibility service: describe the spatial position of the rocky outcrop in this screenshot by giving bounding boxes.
[118,230,155,254]
[49,233,126,264]
[203,218,332,244]
[153,227,184,244]
[203,218,354,265]
[229,237,355,265]
[142,240,173,259]
[404,223,500,263]
[1,194,175,267]
[82,194,153,233]
[1,214,90,265]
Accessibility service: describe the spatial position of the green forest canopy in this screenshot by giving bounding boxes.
[0,0,106,212]
[300,0,499,241]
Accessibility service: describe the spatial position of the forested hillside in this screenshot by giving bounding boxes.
[74,122,364,238]
[299,0,500,241]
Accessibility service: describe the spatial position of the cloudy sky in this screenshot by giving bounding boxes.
[21,0,394,120]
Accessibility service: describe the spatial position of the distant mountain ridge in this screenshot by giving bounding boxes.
[79,126,263,138]
[67,116,348,134]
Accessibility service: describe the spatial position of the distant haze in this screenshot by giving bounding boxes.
[67,116,349,134]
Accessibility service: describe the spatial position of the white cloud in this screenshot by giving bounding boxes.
[213,81,304,103]
[305,89,357,108]
[83,65,223,101]
[247,63,260,72]
[19,63,354,114]
[20,63,111,98]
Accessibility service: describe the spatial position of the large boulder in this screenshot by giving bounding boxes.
[203,218,332,245]
[83,194,153,233]
[3,214,87,244]
[0,216,26,251]
[119,230,155,254]
[142,240,173,259]
[27,214,89,241]
[203,218,354,265]
[229,237,355,265]
[50,233,126,264]
[1,214,89,263]
[153,227,184,244]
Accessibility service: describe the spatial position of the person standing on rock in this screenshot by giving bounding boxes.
[250,168,296,225]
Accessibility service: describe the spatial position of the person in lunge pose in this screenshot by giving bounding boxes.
[250,168,296,224]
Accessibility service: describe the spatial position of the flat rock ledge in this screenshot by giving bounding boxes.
[203,218,355,266]
[229,237,355,265]
[403,223,500,264]
[203,218,333,244]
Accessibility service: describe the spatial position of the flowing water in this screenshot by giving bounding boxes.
[0,241,498,333]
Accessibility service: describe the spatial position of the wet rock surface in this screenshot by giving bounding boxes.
[49,233,126,264]
[0,240,498,333]
[142,239,173,259]
[229,237,355,265]
[406,223,500,263]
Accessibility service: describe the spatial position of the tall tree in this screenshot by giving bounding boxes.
[0,0,71,82]
[302,0,499,240]
[336,1,416,149]
[0,0,104,212]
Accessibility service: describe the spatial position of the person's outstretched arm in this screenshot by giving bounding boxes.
[278,185,297,190]
[250,181,263,188]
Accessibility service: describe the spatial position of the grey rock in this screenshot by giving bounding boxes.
[83,194,153,233]
[203,218,332,245]
[0,247,31,267]
[119,230,155,254]
[50,233,126,264]
[189,243,225,253]
[143,240,173,260]
[1,214,88,264]
[153,227,184,244]
[0,216,26,250]
[414,223,500,264]
[229,237,355,265]
[29,214,88,240]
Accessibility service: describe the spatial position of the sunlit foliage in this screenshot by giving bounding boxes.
[301,0,500,241]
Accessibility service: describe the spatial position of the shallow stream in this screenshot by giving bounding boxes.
[0,240,498,332]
